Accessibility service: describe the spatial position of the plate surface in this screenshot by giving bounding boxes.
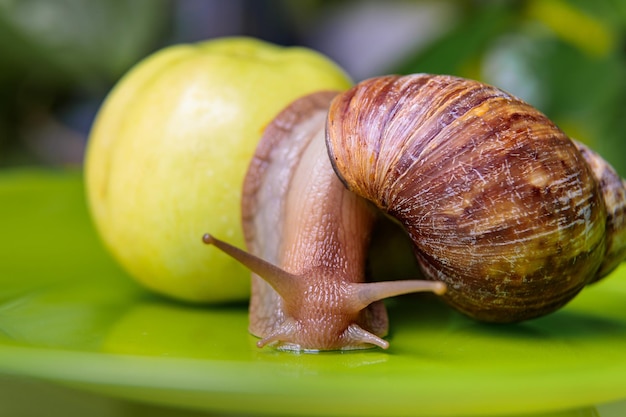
[1,170,625,417]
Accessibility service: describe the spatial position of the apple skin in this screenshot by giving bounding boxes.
[85,37,352,302]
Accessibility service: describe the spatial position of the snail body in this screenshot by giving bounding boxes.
[204,74,626,350]
[203,91,445,351]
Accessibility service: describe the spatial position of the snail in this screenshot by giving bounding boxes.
[203,74,626,351]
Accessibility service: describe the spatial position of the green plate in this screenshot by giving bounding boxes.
[1,169,625,417]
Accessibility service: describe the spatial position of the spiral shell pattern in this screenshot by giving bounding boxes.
[326,74,608,322]
[574,141,626,281]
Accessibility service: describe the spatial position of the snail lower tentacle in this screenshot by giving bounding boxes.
[326,74,626,323]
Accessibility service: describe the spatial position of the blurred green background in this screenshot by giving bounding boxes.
[0,2,625,416]
[0,0,624,174]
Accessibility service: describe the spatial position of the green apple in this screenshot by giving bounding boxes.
[85,37,352,302]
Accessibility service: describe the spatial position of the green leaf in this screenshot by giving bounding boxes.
[391,4,517,77]
[0,0,168,87]
[0,170,625,417]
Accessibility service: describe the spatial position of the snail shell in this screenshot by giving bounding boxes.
[573,141,626,280]
[326,74,624,323]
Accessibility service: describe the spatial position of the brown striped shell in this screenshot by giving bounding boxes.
[574,141,626,281]
[326,74,625,323]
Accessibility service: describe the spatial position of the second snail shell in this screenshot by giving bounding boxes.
[327,74,626,323]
